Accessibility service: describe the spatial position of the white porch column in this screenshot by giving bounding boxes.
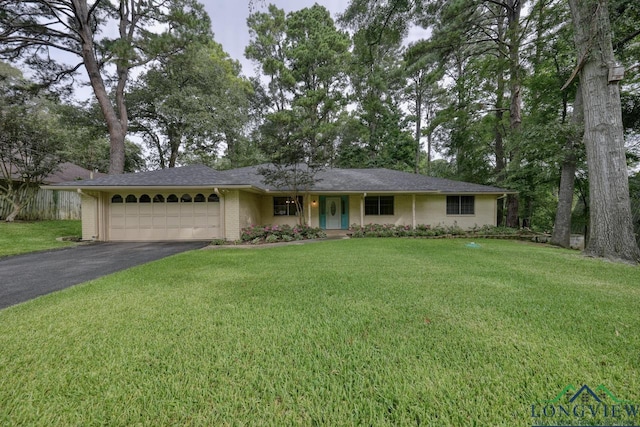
[360,193,366,226]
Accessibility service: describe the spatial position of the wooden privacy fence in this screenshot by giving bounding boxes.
[0,188,80,221]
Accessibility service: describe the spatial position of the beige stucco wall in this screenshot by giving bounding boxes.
[238,191,262,231]
[345,194,497,229]
[360,194,414,226]
[419,194,497,228]
[223,190,240,240]
[256,194,312,228]
[246,193,498,230]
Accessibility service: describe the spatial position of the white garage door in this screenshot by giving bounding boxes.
[109,192,221,241]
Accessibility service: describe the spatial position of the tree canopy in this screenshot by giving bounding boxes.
[2,0,639,261]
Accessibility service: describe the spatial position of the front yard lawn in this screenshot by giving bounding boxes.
[0,239,638,426]
[0,220,81,257]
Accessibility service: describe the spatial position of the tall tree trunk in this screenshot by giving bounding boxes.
[495,65,507,226]
[4,195,22,222]
[414,77,423,174]
[3,185,35,222]
[505,0,522,228]
[568,0,640,263]
[74,0,126,175]
[492,8,508,227]
[426,130,432,175]
[168,126,181,168]
[5,202,22,222]
[551,87,583,248]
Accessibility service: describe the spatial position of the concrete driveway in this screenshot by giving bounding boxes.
[0,241,209,310]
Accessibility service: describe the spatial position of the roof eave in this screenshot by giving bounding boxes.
[43,184,261,192]
[263,189,515,195]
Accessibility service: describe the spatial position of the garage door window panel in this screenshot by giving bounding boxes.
[180,193,194,223]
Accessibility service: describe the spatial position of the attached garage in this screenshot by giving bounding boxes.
[108,192,221,241]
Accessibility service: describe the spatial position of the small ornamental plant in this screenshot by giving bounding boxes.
[265,234,279,244]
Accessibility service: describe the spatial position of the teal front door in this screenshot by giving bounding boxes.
[326,197,341,229]
[319,196,349,229]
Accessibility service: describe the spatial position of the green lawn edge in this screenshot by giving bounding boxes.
[0,220,82,257]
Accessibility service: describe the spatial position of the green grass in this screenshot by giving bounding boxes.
[0,239,638,426]
[0,220,81,257]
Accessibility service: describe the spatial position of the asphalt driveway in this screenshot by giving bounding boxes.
[0,241,209,310]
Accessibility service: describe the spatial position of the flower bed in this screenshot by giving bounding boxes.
[349,223,534,239]
[240,224,327,244]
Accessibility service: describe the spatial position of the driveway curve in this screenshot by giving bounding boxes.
[0,241,208,310]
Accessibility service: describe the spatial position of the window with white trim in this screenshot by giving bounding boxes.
[273,196,302,216]
[446,195,475,215]
[365,196,394,215]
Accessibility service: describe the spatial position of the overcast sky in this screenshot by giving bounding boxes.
[56,1,429,101]
[204,0,349,77]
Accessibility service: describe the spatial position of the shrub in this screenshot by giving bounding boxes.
[265,234,279,244]
[241,225,266,241]
[348,223,528,239]
[240,224,327,244]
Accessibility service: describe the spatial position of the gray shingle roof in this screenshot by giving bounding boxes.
[50,164,513,194]
[4,161,106,184]
[52,164,222,187]
[218,165,511,193]
[44,162,107,184]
